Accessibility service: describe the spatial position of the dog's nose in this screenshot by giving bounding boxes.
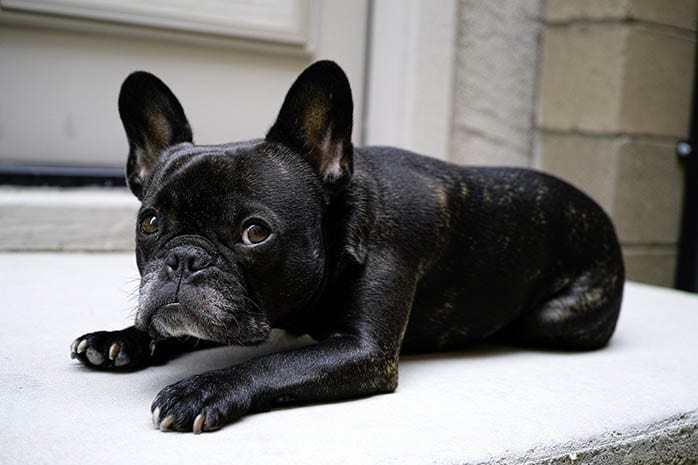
[165,246,212,278]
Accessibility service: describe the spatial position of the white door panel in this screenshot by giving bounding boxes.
[0,0,367,167]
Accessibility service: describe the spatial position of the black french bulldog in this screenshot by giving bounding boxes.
[71,60,624,433]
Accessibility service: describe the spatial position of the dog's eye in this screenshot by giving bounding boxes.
[242,223,270,245]
[141,215,159,235]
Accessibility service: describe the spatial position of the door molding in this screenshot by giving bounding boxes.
[363,0,458,160]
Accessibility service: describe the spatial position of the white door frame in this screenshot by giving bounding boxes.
[363,0,458,161]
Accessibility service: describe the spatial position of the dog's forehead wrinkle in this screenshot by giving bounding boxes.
[149,138,264,191]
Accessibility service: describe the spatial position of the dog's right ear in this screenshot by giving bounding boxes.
[118,71,192,199]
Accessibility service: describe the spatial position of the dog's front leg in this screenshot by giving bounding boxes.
[152,259,416,433]
[151,336,397,433]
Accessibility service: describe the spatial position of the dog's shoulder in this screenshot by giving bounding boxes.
[328,146,461,268]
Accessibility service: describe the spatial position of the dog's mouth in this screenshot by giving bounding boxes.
[136,291,271,346]
[135,254,272,345]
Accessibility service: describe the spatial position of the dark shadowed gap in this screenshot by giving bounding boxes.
[0,163,126,187]
[676,21,698,293]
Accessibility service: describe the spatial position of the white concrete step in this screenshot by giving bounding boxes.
[0,253,696,464]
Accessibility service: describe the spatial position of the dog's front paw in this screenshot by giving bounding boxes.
[71,327,154,370]
[152,371,251,434]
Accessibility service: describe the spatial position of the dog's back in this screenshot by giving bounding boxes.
[353,147,624,353]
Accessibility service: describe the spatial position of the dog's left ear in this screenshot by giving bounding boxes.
[266,60,353,195]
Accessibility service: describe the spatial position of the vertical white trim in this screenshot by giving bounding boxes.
[364,0,457,161]
[311,0,369,146]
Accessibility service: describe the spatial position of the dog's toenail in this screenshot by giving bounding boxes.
[193,413,205,434]
[108,343,120,361]
[159,415,174,431]
[152,407,161,428]
[77,340,87,354]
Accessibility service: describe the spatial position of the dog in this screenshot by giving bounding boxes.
[71,60,624,433]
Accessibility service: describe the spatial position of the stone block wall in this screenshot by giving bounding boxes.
[536,0,697,287]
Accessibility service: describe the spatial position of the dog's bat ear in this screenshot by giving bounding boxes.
[266,60,354,197]
[118,71,192,200]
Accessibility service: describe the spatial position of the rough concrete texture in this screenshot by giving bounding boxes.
[545,0,630,22]
[450,0,543,167]
[539,22,695,137]
[537,133,683,285]
[537,134,684,245]
[537,0,695,289]
[627,0,698,31]
[619,26,696,138]
[612,140,684,245]
[539,24,628,132]
[480,410,698,464]
[546,0,698,32]
[536,133,621,213]
[623,246,678,288]
[2,253,697,464]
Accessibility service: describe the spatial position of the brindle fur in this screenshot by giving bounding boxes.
[72,61,624,433]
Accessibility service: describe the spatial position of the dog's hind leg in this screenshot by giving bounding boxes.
[498,265,624,350]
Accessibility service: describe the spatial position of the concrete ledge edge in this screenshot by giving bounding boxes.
[482,410,698,465]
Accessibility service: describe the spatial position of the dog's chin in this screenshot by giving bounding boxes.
[148,303,209,341]
[136,302,271,346]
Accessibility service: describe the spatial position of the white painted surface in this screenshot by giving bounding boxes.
[364,0,457,161]
[0,25,305,165]
[2,0,311,44]
[1,253,697,464]
[0,1,367,166]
